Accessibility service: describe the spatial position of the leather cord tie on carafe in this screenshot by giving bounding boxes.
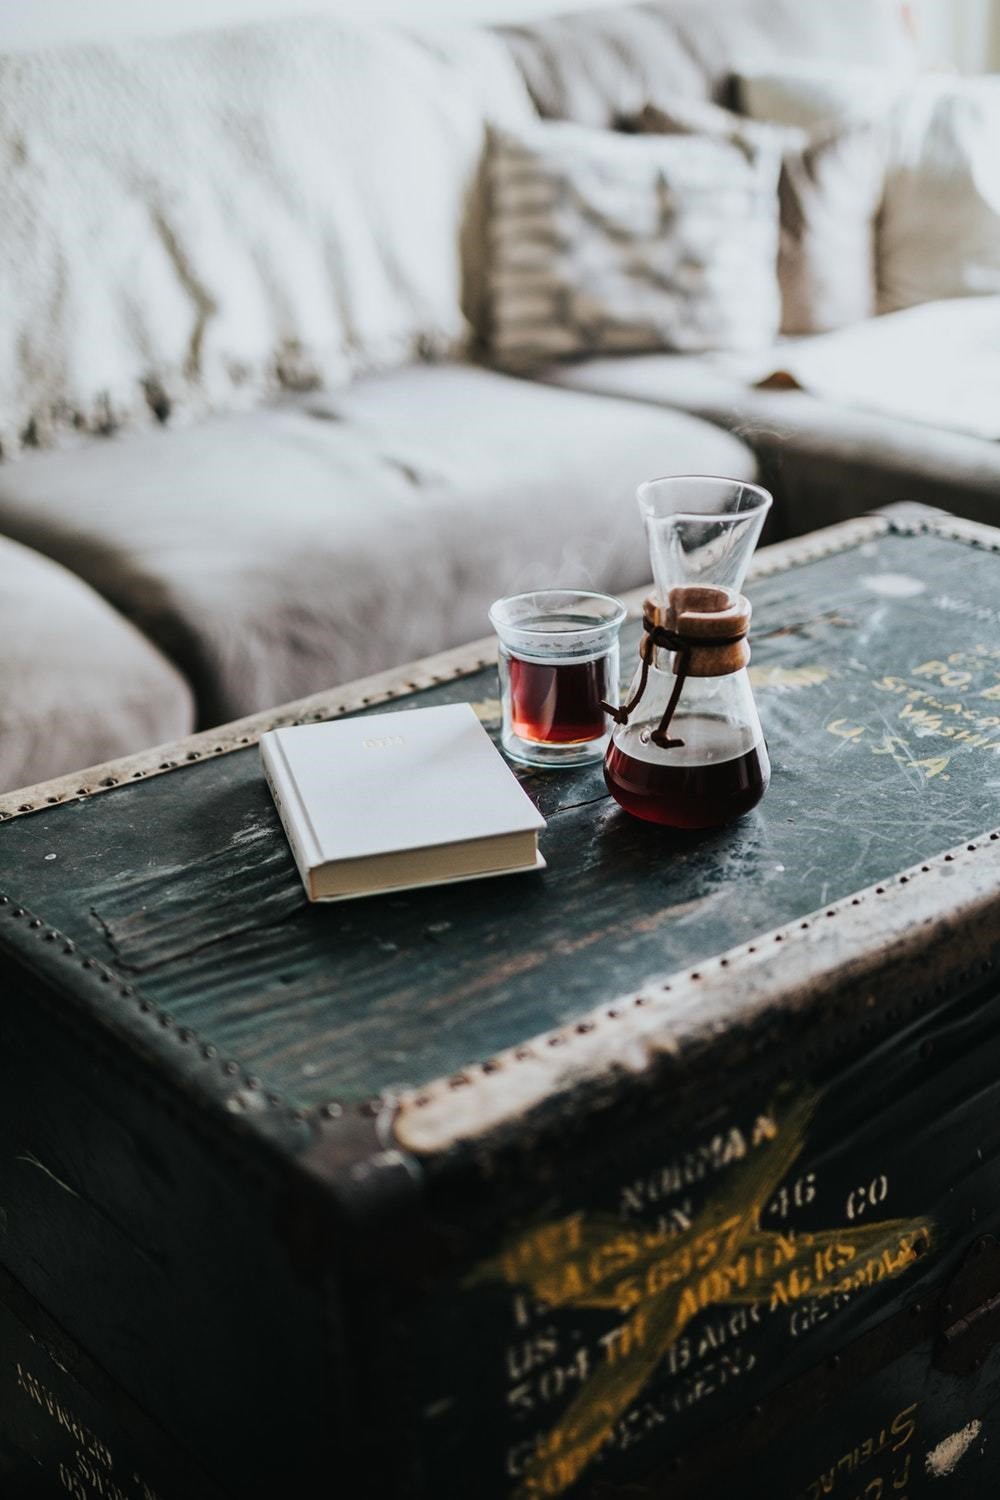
[601,586,752,749]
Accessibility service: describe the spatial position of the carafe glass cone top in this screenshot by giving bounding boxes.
[604,475,773,829]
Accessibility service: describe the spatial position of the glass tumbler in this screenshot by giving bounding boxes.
[488,590,627,768]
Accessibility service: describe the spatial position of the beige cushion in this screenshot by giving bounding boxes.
[630,100,886,335]
[0,537,194,794]
[739,68,1000,313]
[497,0,915,128]
[0,367,755,726]
[0,17,531,456]
[777,125,886,332]
[881,77,1000,311]
[487,119,781,364]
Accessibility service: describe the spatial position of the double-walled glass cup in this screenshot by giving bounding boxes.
[489,590,627,768]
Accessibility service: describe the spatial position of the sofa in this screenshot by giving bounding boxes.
[0,0,996,794]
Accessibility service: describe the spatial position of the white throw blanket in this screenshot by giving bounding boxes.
[0,16,530,456]
[727,297,1000,441]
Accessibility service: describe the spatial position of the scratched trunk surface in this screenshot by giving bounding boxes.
[1,506,1000,1498]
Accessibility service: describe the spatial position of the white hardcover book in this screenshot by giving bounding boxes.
[260,703,546,902]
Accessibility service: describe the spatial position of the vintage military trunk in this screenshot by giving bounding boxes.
[2,503,1000,1500]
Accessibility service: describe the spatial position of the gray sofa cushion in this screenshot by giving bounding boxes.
[497,0,914,128]
[542,353,1000,534]
[0,536,194,794]
[0,365,754,727]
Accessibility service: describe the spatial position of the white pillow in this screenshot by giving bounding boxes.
[487,120,782,365]
[627,100,886,335]
[738,67,1000,313]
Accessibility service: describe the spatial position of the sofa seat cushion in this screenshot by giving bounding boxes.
[0,366,754,727]
[0,536,194,794]
[543,353,1000,534]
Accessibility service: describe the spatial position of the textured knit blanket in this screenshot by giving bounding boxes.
[0,15,529,456]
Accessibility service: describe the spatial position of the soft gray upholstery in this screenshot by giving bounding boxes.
[497,0,914,128]
[0,365,755,727]
[0,536,194,793]
[542,354,1000,535]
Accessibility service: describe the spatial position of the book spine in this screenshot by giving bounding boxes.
[259,737,321,901]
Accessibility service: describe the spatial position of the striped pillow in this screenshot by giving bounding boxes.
[487,120,782,365]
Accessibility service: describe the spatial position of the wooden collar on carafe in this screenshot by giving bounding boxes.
[603,585,751,749]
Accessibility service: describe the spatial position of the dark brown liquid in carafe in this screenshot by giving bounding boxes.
[509,656,609,745]
[604,714,768,828]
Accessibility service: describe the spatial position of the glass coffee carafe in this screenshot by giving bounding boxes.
[604,475,772,829]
